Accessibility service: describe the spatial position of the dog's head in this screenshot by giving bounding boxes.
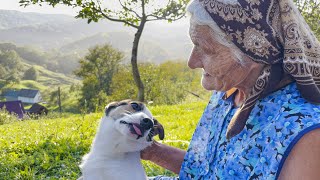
[104,99,164,145]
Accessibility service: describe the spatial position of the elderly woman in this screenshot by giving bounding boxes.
[142,0,320,179]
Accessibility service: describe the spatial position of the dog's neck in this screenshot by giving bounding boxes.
[89,118,141,159]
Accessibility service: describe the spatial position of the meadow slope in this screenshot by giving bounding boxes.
[0,102,207,179]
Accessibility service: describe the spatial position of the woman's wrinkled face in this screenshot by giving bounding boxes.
[188,24,252,91]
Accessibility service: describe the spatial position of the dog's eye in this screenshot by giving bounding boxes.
[131,102,142,111]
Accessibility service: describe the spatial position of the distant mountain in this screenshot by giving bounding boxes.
[0,10,74,29]
[60,32,171,63]
[0,10,192,63]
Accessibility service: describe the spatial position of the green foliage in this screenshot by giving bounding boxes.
[19,0,189,25]
[110,61,208,105]
[74,44,124,112]
[23,66,39,80]
[19,0,190,102]
[294,0,320,39]
[5,73,21,84]
[39,84,82,113]
[0,102,207,179]
[0,108,19,125]
[0,66,6,79]
[0,50,22,71]
[0,50,23,84]
[0,43,80,75]
[0,113,99,179]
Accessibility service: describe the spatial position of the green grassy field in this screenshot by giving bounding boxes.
[0,102,207,179]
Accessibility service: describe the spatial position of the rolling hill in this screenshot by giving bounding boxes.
[0,9,192,63]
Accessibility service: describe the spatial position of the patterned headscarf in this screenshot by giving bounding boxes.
[195,0,320,139]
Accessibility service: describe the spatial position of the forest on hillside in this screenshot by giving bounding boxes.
[0,0,319,114]
[0,42,210,113]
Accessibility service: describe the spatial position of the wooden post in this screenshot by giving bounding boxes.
[58,87,62,114]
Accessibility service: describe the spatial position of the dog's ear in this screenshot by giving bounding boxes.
[105,102,118,116]
[153,118,165,140]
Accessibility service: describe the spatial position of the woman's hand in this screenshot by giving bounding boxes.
[141,141,158,161]
[141,141,187,174]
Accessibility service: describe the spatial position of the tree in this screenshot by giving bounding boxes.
[5,73,20,84]
[74,44,124,111]
[294,0,320,39]
[19,0,189,101]
[0,66,7,80]
[0,50,22,72]
[0,50,22,85]
[109,61,210,105]
[23,66,39,80]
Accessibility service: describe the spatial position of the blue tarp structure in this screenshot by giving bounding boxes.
[0,101,25,119]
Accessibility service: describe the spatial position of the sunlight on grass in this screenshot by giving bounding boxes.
[0,101,208,179]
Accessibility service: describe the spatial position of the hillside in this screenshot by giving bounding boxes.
[0,10,192,63]
[60,32,171,63]
[0,10,74,29]
[21,62,79,86]
[0,61,79,92]
[0,102,207,179]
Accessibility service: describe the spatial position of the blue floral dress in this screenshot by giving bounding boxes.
[178,83,320,179]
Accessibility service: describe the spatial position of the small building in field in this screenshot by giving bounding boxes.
[0,101,25,119]
[26,103,48,116]
[17,89,42,104]
[3,89,43,104]
[3,90,19,101]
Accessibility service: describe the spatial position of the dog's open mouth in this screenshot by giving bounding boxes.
[120,120,153,141]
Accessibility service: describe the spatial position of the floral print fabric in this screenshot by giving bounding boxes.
[190,0,320,139]
[179,83,320,179]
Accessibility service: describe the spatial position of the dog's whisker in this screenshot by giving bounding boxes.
[124,110,133,115]
[123,113,131,118]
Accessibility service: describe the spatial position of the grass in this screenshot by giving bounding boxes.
[23,63,79,86]
[6,80,47,90]
[1,62,79,93]
[0,101,208,179]
[0,63,81,113]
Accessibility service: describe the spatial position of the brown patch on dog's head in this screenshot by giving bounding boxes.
[105,99,145,119]
[104,99,165,140]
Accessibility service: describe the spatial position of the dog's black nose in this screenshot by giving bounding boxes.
[140,118,153,130]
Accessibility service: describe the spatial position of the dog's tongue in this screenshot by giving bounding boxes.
[132,123,143,136]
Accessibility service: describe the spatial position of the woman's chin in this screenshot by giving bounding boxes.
[201,78,223,91]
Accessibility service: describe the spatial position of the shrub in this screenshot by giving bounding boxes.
[0,108,19,125]
[23,66,38,80]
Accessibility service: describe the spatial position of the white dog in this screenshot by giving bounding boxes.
[78,100,164,180]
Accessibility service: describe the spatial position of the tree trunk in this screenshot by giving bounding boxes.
[131,18,146,102]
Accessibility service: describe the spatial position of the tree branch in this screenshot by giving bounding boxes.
[118,0,141,19]
[141,0,146,18]
[146,13,186,22]
[94,4,139,29]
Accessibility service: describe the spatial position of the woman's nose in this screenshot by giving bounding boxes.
[188,48,202,69]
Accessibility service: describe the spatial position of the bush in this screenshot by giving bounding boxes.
[109,61,205,105]
[0,102,207,179]
[23,66,38,80]
[0,108,19,125]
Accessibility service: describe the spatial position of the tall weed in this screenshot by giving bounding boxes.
[0,102,207,179]
[0,108,19,125]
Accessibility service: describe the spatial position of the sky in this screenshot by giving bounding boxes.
[0,0,78,15]
[0,0,189,25]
